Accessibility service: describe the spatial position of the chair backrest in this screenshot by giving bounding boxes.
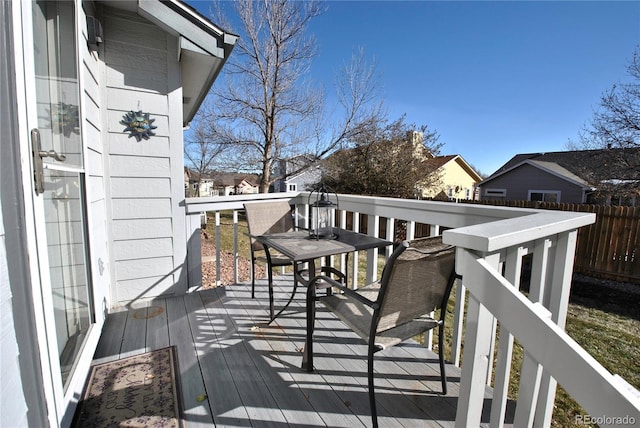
[244,201,295,251]
[375,236,456,333]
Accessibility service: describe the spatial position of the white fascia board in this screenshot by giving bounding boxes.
[138,0,229,59]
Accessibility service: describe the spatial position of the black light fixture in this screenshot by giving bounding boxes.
[308,183,339,240]
[86,16,103,51]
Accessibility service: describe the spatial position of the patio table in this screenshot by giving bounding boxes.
[255,228,392,371]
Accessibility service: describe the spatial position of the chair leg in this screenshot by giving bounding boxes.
[438,322,447,395]
[271,263,298,322]
[368,343,379,428]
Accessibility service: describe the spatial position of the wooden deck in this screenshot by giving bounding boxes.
[93,276,512,427]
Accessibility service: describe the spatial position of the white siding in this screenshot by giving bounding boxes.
[82,1,111,322]
[103,7,186,303]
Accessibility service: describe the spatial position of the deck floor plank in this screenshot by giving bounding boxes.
[93,308,127,364]
[167,291,215,427]
[145,298,169,351]
[120,303,148,359]
[91,275,513,427]
[193,288,263,427]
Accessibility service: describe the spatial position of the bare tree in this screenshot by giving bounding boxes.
[198,0,385,192]
[582,46,640,151]
[184,120,226,196]
[573,45,640,202]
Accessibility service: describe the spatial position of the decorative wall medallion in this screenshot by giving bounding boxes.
[120,110,157,142]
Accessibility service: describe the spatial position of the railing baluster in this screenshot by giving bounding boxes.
[490,245,527,428]
[366,214,380,283]
[407,220,416,240]
[534,230,578,428]
[385,217,395,259]
[339,210,347,273]
[233,209,239,285]
[215,210,221,287]
[351,212,360,289]
[451,279,466,367]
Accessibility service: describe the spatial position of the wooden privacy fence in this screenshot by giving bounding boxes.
[458,200,640,284]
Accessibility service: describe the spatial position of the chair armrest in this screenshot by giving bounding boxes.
[318,266,346,281]
[309,275,379,310]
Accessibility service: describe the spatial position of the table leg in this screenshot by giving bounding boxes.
[301,259,317,372]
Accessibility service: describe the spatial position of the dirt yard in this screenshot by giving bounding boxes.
[201,231,265,288]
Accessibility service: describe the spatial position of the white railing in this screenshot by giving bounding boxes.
[185,192,640,428]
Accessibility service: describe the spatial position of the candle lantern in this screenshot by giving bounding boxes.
[308,183,339,240]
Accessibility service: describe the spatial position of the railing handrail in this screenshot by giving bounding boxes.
[185,192,300,213]
[186,193,595,251]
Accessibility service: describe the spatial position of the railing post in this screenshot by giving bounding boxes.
[455,249,500,427]
[186,212,203,290]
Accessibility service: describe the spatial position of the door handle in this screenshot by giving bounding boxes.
[40,149,66,162]
[31,128,66,195]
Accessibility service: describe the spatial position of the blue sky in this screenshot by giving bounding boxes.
[187,1,640,176]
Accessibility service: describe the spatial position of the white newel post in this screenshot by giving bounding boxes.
[186,212,203,290]
[455,250,500,427]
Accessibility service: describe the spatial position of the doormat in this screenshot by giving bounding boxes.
[73,346,183,427]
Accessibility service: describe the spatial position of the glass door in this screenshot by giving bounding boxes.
[31,0,93,390]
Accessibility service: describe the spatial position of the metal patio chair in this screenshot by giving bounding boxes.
[244,201,298,321]
[308,236,458,428]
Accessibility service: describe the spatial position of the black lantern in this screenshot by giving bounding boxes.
[308,183,339,240]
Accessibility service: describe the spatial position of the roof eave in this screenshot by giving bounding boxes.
[137,0,238,126]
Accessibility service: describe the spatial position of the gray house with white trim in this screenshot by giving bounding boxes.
[479,148,640,205]
[1,1,235,425]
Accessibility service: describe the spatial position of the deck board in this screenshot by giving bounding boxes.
[90,275,514,427]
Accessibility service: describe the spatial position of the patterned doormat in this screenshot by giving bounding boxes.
[73,346,183,427]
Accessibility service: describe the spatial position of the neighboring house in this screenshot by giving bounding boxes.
[1,1,235,426]
[213,173,260,195]
[479,148,640,205]
[185,169,217,197]
[284,165,323,192]
[274,154,320,192]
[419,154,483,201]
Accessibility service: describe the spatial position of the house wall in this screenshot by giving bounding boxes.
[103,7,187,303]
[421,159,479,200]
[480,164,585,203]
[446,161,478,199]
[285,167,322,192]
[82,0,111,323]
